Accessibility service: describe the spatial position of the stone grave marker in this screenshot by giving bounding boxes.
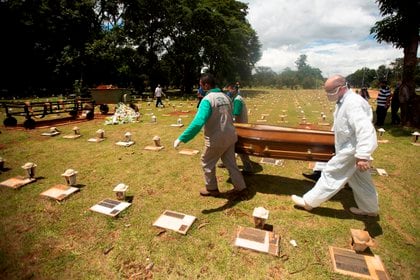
[88,129,105,142]
[116,132,135,147]
[63,126,82,139]
[350,229,376,252]
[253,207,269,230]
[0,162,37,189]
[178,149,200,156]
[113,183,128,201]
[278,114,288,123]
[144,136,164,151]
[0,176,36,189]
[42,127,60,136]
[40,184,79,201]
[411,131,420,146]
[329,246,390,280]
[234,226,280,256]
[90,198,131,217]
[376,168,388,176]
[260,158,284,167]
[153,210,196,235]
[170,118,184,127]
[377,128,389,143]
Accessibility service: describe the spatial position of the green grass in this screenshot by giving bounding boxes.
[0,89,419,279]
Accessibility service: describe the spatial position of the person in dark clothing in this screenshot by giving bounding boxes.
[391,83,401,125]
[375,80,391,126]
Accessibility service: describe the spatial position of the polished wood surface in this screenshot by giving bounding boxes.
[234,123,335,162]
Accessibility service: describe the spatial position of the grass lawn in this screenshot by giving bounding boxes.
[0,89,418,279]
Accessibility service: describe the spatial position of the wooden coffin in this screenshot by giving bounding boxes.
[234,123,335,162]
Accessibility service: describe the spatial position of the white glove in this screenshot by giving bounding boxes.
[173,139,181,149]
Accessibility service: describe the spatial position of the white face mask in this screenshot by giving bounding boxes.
[326,83,347,102]
[327,89,341,102]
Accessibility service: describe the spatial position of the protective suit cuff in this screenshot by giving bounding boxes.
[355,154,370,160]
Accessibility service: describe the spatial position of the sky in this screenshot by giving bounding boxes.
[241,0,406,77]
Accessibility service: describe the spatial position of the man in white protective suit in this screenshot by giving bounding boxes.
[291,75,379,216]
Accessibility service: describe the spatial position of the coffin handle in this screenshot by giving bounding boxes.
[242,144,254,151]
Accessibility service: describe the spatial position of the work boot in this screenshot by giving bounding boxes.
[199,188,220,197]
[302,170,321,181]
[291,195,313,211]
[349,207,378,217]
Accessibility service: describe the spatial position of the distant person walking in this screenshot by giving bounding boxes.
[375,80,391,126]
[154,84,165,108]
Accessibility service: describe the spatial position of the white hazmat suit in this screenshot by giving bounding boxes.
[303,89,379,213]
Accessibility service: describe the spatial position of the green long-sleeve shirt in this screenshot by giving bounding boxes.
[178,88,221,143]
[233,98,243,116]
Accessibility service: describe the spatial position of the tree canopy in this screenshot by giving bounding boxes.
[371,0,419,127]
[251,55,324,89]
[0,0,261,97]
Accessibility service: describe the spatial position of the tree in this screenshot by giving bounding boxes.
[295,54,324,89]
[0,0,101,95]
[252,67,277,87]
[371,0,420,127]
[346,67,377,88]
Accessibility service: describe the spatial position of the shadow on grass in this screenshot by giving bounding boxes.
[306,206,382,236]
[247,174,384,238]
[0,167,12,173]
[376,123,416,138]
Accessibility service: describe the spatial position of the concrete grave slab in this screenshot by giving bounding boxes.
[260,158,284,167]
[0,176,36,189]
[329,246,390,280]
[234,226,280,256]
[90,199,131,217]
[116,141,135,147]
[144,145,164,151]
[41,131,60,137]
[153,210,196,234]
[40,184,79,201]
[88,137,105,142]
[178,149,200,155]
[376,168,388,176]
[63,134,82,139]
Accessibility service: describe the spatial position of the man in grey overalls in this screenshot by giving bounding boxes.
[174,73,247,197]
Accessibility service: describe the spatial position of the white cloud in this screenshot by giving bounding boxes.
[241,0,409,76]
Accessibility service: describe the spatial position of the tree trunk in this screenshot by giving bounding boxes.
[402,31,419,128]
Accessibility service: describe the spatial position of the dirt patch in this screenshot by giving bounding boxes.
[3,113,111,130]
[119,260,153,279]
[368,90,379,99]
